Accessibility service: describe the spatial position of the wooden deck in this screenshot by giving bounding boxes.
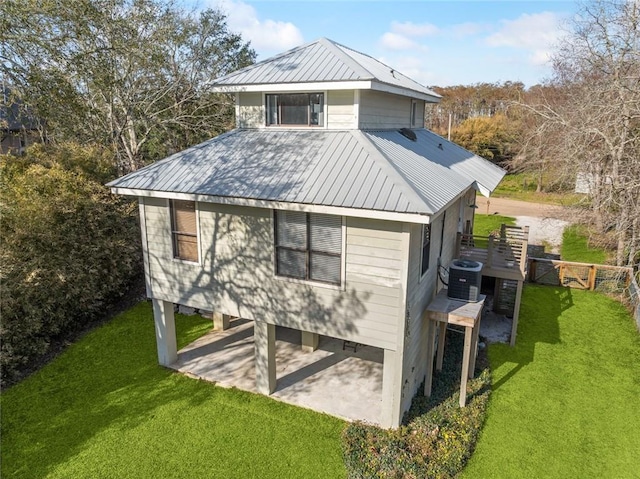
[455,224,529,281]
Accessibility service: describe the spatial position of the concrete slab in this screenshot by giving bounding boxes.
[169,319,384,425]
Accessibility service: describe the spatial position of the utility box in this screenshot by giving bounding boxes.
[448,259,483,302]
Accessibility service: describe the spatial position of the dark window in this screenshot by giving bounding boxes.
[421,224,431,275]
[266,93,324,126]
[170,200,198,262]
[274,211,342,285]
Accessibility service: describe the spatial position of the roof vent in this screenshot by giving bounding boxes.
[399,128,417,141]
[438,143,443,150]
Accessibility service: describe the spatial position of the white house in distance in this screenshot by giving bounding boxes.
[108,38,506,428]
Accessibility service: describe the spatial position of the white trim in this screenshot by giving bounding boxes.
[340,216,347,288]
[234,92,240,129]
[111,188,433,225]
[353,90,360,129]
[138,197,152,297]
[212,80,441,103]
[211,80,373,93]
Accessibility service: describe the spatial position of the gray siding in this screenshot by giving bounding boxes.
[359,91,412,129]
[327,90,355,129]
[143,198,406,351]
[400,196,464,413]
[237,92,263,128]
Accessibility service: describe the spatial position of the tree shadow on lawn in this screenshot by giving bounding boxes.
[488,285,573,392]
[1,302,218,478]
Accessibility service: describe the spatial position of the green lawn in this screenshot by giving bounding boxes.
[473,213,516,237]
[561,224,609,264]
[463,285,640,478]
[492,173,585,206]
[1,303,346,479]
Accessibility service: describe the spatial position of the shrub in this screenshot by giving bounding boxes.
[0,152,141,384]
[342,332,491,479]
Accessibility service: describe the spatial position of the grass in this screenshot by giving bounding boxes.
[473,214,516,237]
[493,173,586,206]
[0,302,346,479]
[561,224,609,264]
[462,285,640,478]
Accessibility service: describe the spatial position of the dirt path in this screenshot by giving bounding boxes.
[475,196,566,219]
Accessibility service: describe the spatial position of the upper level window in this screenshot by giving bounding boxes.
[411,100,418,127]
[421,224,431,276]
[170,199,198,262]
[266,93,324,127]
[274,210,342,285]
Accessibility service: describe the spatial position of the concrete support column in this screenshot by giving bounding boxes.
[152,299,177,366]
[381,348,402,429]
[213,312,230,331]
[255,321,277,394]
[301,331,319,353]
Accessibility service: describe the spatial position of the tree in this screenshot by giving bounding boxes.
[517,0,640,266]
[450,114,519,164]
[0,0,256,173]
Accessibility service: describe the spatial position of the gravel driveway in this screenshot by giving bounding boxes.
[476,196,569,254]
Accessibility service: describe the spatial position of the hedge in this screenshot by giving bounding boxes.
[342,330,491,479]
[0,149,142,385]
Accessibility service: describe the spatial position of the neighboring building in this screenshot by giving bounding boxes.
[1,87,39,155]
[108,38,506,428]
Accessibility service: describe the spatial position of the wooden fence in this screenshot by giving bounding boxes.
[527,257,633,292]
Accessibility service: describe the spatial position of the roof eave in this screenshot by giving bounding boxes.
[210,80,441,102]
[110,186,433,224]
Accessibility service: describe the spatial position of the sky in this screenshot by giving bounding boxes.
[196,0,577,88]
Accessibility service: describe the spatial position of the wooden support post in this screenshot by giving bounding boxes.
[301,331,319,353]
[435,322,446,371]
[424,320,437,397]
[469,313,482,379]
[460,326,473,407]
[510,280,524,347]
[254,321,276,394]
[588,265,597,291]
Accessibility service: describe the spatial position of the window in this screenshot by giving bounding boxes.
[170,200,198,262]
[411,100,418,127]
[421,224,431,276]
[266,93,324,127]
[274,211,342,285]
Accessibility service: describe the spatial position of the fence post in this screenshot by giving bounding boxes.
[588,265,596,290]
[528,259,537,283]
[487,235,494,268]
[559,263,565,285]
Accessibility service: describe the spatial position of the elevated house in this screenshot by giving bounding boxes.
[1,87,39,155]
[108,38,508,428]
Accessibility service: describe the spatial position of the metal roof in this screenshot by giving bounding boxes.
[211,38,440,102]
[108,129,505,217]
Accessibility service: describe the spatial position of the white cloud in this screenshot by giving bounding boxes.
[450,22,491,38]
[215,0,303,54]
[390,21,439,37]
[485,12,563,66]
[379,32,421,50]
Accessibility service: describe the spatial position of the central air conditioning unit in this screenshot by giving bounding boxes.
[448,259,483,302]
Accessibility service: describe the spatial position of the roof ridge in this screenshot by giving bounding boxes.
[212,38,325,83]
[316,38,375,80]
[350,130,433,214]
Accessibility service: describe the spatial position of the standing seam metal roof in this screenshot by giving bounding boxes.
[108,128,505,217]
[212,38,440,100]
